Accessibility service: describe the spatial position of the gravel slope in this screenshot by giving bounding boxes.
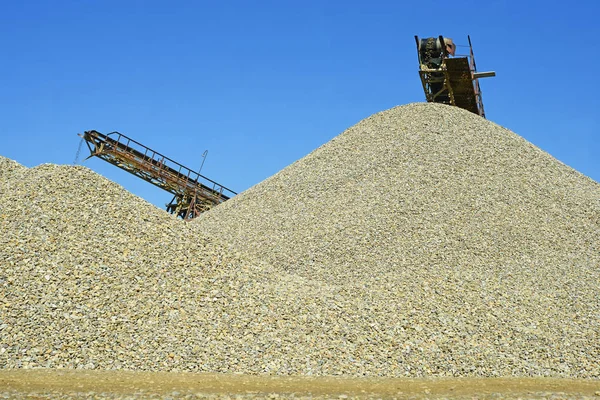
[1,102,599,378]
[195,103,598,284]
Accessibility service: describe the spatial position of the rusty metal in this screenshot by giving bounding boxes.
[415,35,495,118]
[78,130,236,219]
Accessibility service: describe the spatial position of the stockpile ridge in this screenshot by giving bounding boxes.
[1,102,599,379]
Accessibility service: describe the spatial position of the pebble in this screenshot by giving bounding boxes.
[0,103,599,381]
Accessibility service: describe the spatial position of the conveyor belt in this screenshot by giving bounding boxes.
[79,130,236,219]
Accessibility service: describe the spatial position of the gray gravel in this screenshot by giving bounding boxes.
[1,102,599,379]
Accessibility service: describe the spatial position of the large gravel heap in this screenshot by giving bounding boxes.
[1,103,599,378]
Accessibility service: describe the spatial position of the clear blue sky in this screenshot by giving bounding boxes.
[1,1,598,209]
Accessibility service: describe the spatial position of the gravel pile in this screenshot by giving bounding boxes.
[0,164,361,375]
[194,103,600,376]
[1,102,599,379]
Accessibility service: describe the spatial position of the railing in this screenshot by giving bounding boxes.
[468,35,485,118]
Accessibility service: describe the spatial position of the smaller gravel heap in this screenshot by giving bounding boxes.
[0,163,356,374]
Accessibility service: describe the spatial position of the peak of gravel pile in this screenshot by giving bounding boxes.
[1,103,599,379]
[0,156,26,181]
[195,103,598,283]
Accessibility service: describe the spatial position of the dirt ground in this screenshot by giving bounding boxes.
[1,369,600,399]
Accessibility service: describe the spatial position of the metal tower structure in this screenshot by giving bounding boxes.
[415,35,495,118]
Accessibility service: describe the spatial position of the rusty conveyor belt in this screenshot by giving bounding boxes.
[79,130,236,219]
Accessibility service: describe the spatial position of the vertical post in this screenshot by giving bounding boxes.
[198,150,208,175]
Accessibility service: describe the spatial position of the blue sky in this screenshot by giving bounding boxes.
[1,1,598,210]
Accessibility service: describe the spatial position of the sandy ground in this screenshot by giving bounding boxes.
[1,369,599,399]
